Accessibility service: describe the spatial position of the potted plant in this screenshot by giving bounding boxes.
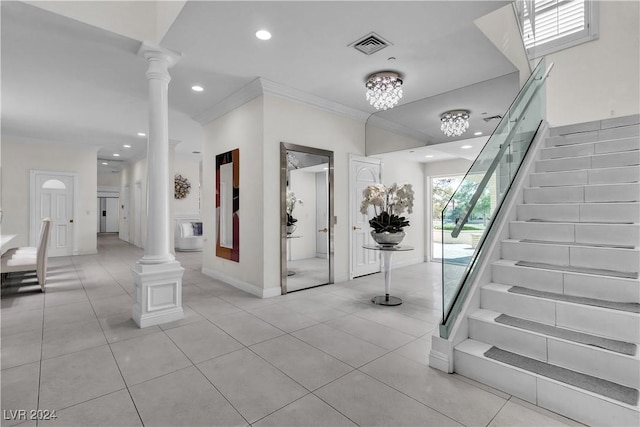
[286,191,303,234]
[360,183,414,245]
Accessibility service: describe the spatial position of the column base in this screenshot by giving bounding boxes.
[131,260,184,328]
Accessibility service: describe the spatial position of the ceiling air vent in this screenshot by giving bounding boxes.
[483,115,503,122]
[349,32,391,55]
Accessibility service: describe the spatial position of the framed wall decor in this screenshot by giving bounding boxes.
[216,149,239,262]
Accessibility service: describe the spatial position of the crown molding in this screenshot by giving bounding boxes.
[194,78,264,125]
[194,77,370,125]
[259,78,370,123]
[366,114,432,143]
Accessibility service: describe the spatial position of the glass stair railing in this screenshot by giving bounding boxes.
[440,58,554,339]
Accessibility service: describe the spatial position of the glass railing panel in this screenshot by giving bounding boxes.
[440,59,550,338]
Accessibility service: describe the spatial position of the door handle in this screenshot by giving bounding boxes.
[69,219,74,223]
[318,228,328,233]
[353,226,361,231]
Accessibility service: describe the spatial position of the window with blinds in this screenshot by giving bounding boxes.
[516,0,599,58]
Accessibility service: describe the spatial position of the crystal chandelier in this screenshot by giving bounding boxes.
[440,110,470,137]
[365,72,403,110]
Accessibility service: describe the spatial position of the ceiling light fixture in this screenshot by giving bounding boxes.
[113,153,120,157]
[440,110,470,137]
[255,30,271,40]
[424,155,434,158]
[102,162,108,165]
[461,145,473,149]
[123,144,131,148]
[137,132,146,137]
[191,85,204,92]
[365,71,403,110]
[474,131,483,136]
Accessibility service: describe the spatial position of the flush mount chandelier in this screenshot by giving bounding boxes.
[440,110,470,137]
[365,71,403,110]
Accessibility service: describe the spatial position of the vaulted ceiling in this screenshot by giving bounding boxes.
[1,1,520,170]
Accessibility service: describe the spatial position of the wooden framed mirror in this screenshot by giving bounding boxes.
[216,149,239,262]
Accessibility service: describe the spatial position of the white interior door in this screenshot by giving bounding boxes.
[349,155,381,279]
[105,198,119,232]
[122,186,130,242]
[31,171,75,257]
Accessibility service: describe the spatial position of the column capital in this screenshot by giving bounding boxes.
[138,41,182,69]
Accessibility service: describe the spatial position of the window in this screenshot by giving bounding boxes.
[516,0,598,58]
[41,179,66,189]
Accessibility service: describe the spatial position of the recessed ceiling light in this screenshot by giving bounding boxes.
[461,145,472,149]
[191,85,204,92]
[101,162,108,165]
[255,30,272,40]
[137,132,146,137]
[123,144,132,148]
[424,155,434,158]
[474,131,483,136]
[113,153,120,157]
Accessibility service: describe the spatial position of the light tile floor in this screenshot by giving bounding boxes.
[1,234,583,427]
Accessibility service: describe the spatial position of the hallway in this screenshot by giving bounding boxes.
[1,235,579,426]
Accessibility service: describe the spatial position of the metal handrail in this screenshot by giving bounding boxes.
[450,62,554,238]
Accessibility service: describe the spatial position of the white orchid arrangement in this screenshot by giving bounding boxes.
[360,183,414,233]
[286,191,303,226]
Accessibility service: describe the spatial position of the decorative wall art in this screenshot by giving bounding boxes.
[174,174,191,199]
[216,149,240,262]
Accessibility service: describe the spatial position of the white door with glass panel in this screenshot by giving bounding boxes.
[31,171,75,257]
[349,155,381,279]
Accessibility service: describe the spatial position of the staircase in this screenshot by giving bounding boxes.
[454,116,640,426]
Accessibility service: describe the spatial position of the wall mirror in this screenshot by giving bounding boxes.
[280,142,334,293]
[216,149,239,262]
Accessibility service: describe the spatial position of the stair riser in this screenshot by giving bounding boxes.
[550,116,640,137]
[481,286,640,343]
[524,183,640,203]
[530,166,640,187]
[536,151,640,173]
[454,342,639,426]
[547,125,640,147]
[469,316,638,388]
[510,222,640,246]
[548,339,639,389]
[492,262,640,304]
[541,138,640,160]
[501,241,640,273]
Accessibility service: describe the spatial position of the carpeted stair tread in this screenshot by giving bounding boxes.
[515,260,639,279]
[520,239,635,249]
[495,313,637,355]
[484,346,639,406]
[508,286,640,313]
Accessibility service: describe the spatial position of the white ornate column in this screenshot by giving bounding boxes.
[131,42,184,328]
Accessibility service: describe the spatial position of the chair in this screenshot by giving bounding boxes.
[1,218,51,292]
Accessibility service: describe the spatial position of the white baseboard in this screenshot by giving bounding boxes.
[202,268,280,299]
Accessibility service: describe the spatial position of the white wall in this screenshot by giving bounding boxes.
[546,1,640,126]
[1,140,98,255]
[119,156,147,248]
[263,94,366,288]
[202,97,265,291]
[173,154,201,218]
[98,172,121,188]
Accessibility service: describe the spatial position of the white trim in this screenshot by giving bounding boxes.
[194,77,370,126]
[202,267,281,299]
